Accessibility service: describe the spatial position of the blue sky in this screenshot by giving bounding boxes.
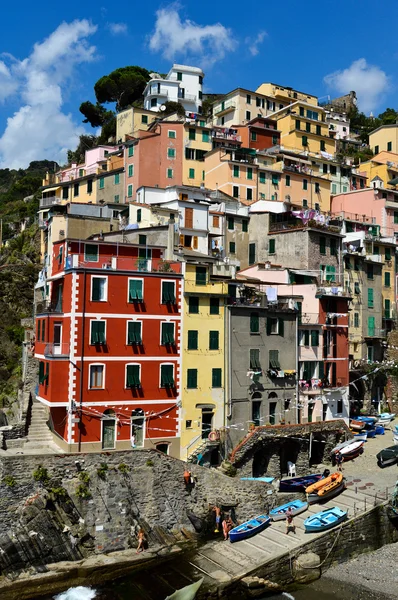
[0,1,397,168]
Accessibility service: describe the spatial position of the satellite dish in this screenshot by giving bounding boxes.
[159,105,167,112]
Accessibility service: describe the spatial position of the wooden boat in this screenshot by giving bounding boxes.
[350,419,365,431]
[331,439,354,454]
[339,440,364,461]
[304,507,347,533]
[375,425,385,435]
[306,472,345,504]
[352,432,367,442]
[377,446,398,468]
[279,473,323,492]
[270,499,308,521]
[229,515,271,543]
[166,578,204,600]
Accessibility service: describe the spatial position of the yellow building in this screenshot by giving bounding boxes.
[271,102,336,156]
[369,124,398,155]
[205,147,258,203]
[358,151,398,188]
[116,106,158,142]
[255,83,318,107]
[181,261,228,462]
[182,122,212,187]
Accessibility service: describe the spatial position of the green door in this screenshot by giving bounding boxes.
[269,402,277,425]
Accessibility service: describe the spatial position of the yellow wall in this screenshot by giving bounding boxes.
[276,111,336,156]
[256,83,318,106]
[181,264,228,459]
[359,154,398,189]
[116,107,157,141]
[369,126,398,155]
[182,125,212,187]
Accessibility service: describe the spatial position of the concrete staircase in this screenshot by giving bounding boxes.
[24,401,59,452]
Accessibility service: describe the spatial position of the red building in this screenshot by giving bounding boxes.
[35,239,183,456]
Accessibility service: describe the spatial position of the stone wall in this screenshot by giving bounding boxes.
[230,420,351,478]
[0,449,274,579]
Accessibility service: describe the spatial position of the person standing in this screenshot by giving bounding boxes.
[213,505,222,533]
[336,452,343,472]
[286,507,296,535]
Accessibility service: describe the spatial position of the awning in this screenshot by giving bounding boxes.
[42,186,61,194]
[290,269,317,277]
[388,177,398,185]
[196,403,215,409]
[286,156,311,165]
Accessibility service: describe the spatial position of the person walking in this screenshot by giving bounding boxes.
[213,505,222,533]
[286,507,296,535]
[336,451,343,472]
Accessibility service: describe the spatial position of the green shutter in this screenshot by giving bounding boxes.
[128,146,134,157]
[304,330,310,346]
[368,316,375,337]
[385,272,391,287]
[114,173,120,184]
[385,248,392,260]
[368,288,374,308]
[129,279,143,301]
[41,319,46,342]
[318,361,324,380]
[354,313,359,328]
[39,361,45,384]
[196,267,207,285]
[161,364,174,387]
[250,312,259,333]
[187,369,198,389]
[250,349,261,369]
[162,322,175,345]
[385,299,391,319]
[278,318,284,337]
[269,239,275,254]
[269,350,280,369]
[128,321,142,344]
[189,296,199,314]
[259,172,266,184]
[311,330,319,346]
[92,278,101,301]
[354,282,360,294]
[212,368,222,388]
[229,241,236,253]
[209,331,219,350]
[188,330,198,350]
[249,243,256,265]
[202,130,209,143]
[91,321,106,344]
[126,365,140,387]
[228,217,234,229]
[233,165,239,177]
[326,265,336,282]
[210,297,219,314]
[320,237,326,255]
[271,175,279,185]
[247,167,253,180]
[162,281,175,303]
[189,168,195,179]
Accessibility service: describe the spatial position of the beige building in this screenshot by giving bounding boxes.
[182,121,212,187]
[256,83,318,107]
[369,124,398,156]
[116,106,158,142]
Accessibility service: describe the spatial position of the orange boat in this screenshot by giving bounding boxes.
[306,472,345,504]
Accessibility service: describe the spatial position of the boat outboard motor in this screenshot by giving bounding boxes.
[322,469,330,478]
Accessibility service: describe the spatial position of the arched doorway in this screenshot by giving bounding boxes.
[268,392,278,425]
[310,434,326,465]
[349,373,366,416]
[131,408,145,448]
[252,447,271,477]
[102,409,116,450]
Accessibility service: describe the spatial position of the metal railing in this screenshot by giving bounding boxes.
[36,302,63,314]
[214,100,236,115]
[44,343,70,357]
[179,93,196,102]
[40,196,62,208]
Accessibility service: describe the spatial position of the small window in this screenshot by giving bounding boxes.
[251,131,257,141]
[188,168,195,179]
[161,281,176,304]
[374,145,379,154]
[129,279,143,302]
[367,264,374,280]
[302,135,308,146]
[388,141,392,151]
[354,282,360,294]
[128,164,134,177]
[368,288,374,308]
[89,365,104,389]
[268,317,279,335]
[250,349,261,369]
[259,172,266,184]
[187,369,198,389]
[127,184,133,197]
[242,220,248,232]
[160,364,174,388]
[246,111,251,120]
[385,248,392,260]
[233,186,239,198]
[90,321,106,345]
[246,94,252,104]
[315,203,320,211]
[126,365,141,388]
[114,173,120,185]
[285,175,290,186]
[74,183,79,197]
[269,350,280,369]
[137,208,141,223]
[212,368,222,388]
[99,177,104,190]
[62,187,69,200]
[330,238,337,256]
[269,239,275,254]
[302,199,308,208]
[114,195,120,203]
[385,272,391,287]
[247,167,253,180]
[228,217,234,230]
[315,182,320,194]
[354,313,359,328]
[85,244,98,262]
[229,241,236,253]
[210,297,219,315]
[233,165,239,178]
[202,130,209,143]
[87,179,93,194]
[91,277,107,301]
[168,130,176,139]
[167,168,173,179]
[187,330,198,350]
[320,237,326,255]
[247,188,253,201]
[303,179,308,190]
[167,148,176,158]
[189,296,199,314]
[249,243,256,265]
[141,115,148,124]
[177,72,182,81]
[209,330,219,350]
[189,128,196,141]
[320,140,326,152]
[127,321,142,345]
[128,146,134,157]
[250,312,260,334]
[151,98,157,108]
[196,266,207,286]
[161,322,175,345]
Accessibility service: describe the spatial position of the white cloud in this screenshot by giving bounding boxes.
[0,20,97,169]
[107,22,128,35]
[246,31,267,57]
[149,6,236,66]
[324,58,390,114]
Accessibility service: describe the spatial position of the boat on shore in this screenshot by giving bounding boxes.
[304,506,347,533]
[377,446,398,468]
[270,499,308,521]
[339,440,364,461]
[378,413,395,421]
[350,419,365,431]
[229,515,271,542]
[375,425,385,435]
[331,439,354,454]
[366,428,377,439]
[352,432,367,442]
[306,472,345,504]
[166,578,204,600]
[356,416,377,425]
[279,473,323,493]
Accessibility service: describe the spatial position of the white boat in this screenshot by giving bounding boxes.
[331,439,354,454]
[339,440,364,459]
[353,432,367,442]
[166,578,204,600]
[376,418,392,427]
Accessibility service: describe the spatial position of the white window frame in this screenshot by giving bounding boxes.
[89,319,107,345]
[131,408,145,447]
[167,148,176,159]
[126,319,143,345]
[160,279,176,304]
[88,363,105,390]
[159,362,175,388]
[269,317,279,334]
[167,168,174,179]
[168,130,176,139]
[84,243,99,263]
[160,320,175,345]
[127,277,144,303]
[91,276,108,302]
[125,363,142,389]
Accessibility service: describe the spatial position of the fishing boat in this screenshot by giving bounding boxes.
[304,507,347,533]
[352,432,367,442]
[229,515,271,543]
[375,425,385,435]
[306,472,345,504]
[166,578,204,600]
[356,416,377,425]
[350,419,365,431]
[339,440,364,461]
[378,412,395,421]
[331,439,354,454]
[270,499,308,521]
[366,428,377,439]
[377,446,398,468]
[279,473,323,493]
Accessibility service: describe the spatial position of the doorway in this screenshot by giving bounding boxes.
[131,408,144,447]
[308,402,315,423]
[102,409,116,449]
[201,410,213,439]
[269,402,277,425]
[53,322,62,355]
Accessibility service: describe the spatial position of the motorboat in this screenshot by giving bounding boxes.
[378,413,395,421]
[331,439,354,454]
[279,473,323,493]
[350,419,365,431]
[375,425,385,435]
[352,432,367,442]
[377,446,398,468]
[229,515,271,542]
[270,499,308,521]
[304,507,347,533]
[339,440,364,461]
[306,472,345,504]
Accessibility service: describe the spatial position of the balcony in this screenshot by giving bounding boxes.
[40,196,62,208]
[44,343,70,357]
[300,312,319,324]
[146,89,169,99]
[36,301,63,315]
[316,285,349,298]
[213,130,241,142]
[214,100,236,116]
[179,93,196,102]
[269,219,341,234]
[38,216,49,229]
[364,328,386,339]
[65,254,182,274]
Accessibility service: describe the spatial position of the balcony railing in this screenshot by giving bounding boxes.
[316,285,349,297]
[365,328,386,339]
[64,254,182,274]
[40,196,62,208]
[179,93,196,102]
[44,343,70,357]
[214,100,236,115]
[269,220,341,233]
[213,130,241,142]
[36,301,63,314]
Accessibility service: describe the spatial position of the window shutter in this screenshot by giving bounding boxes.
[179,234,184,246]
[162,282,175,303]
[196,267,207,285]
[187,369,198,389]
[161,365,174,387]
[249,243,256,265]
[250,312,259,333]
[318,361,324,380]
[162,323,175,345]
[209,331,219,350]
[92,278,101,301]
[278,318,284,337]
[193,236,198,249]
[44,362,49,384]
[129,280,143,302]
[320,237,326,254]
[42,319,46,342]
[304,330,310,346]
[185,208,193,229]
[188,330,198,350]
[126,365,140,387]
[326,265,336,282]
[189,296,199,314]
[368,288,374,308]
[250,349,261,369]
[269,350,280,369]
[212,368,222,388]
[368,316,375,336]
[128,321,142,344]
[385,272,391,287]
[39,361,45,384]
[266,318,272,335]
[210,298,219,315]
[91,321,106,344]
[311,330,319,347]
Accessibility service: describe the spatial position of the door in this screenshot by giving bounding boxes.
[269,402,277,425]
[131,409,144,448]
[308,402,314,423]
[53,323,62,355]
[102,419,116,449]
[202,411,213,440]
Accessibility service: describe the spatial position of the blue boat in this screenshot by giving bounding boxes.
[279,473,323,492]
[270,499,308,521]
[353,432,367,442]
[229,515,271,543]
[366,428,377,438]
[304,507,347,533]
[356,416,377,425]
[379,413,395,421]
[375,425,385,435]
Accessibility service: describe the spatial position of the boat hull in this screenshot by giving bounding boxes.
[377,446,398,468]
[308,480,345,505]
[229,515,271,543]
[304,507,347,533]
[366,429,376,438]
[375,425,385,435]
[279,474,322,493]
[331,439,354,454]
[270,500,308,521]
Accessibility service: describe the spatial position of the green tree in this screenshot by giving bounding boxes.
[94,66,151,111]
[162,101,186,118]
[378,108,398,125]
[79,101,115,128]
[67,135,99,165]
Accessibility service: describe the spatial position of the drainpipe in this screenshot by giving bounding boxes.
[295,310,299,425]
[227,305,232,420]
[78,270,87,453]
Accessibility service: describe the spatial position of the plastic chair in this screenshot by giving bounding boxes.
[287,461,296,477]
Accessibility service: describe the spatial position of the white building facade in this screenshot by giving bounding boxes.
[143,64,204,116]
